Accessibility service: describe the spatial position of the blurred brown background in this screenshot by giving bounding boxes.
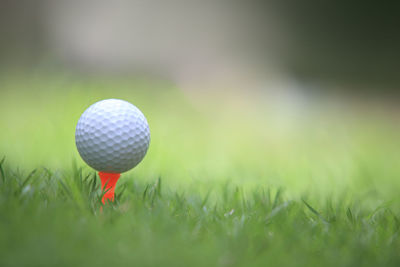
[1,0,399,94]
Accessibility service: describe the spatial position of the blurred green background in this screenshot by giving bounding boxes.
[1,71,399,199]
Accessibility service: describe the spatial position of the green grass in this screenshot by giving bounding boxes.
[1,72,400,266]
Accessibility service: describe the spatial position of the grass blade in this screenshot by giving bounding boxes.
[0,156,5,183]
[302,199,328,223]
[20,169,37,189]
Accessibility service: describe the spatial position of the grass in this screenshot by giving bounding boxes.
[1,160,400,267]
[1,72,400,266]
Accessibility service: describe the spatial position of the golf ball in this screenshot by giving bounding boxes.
[75,99,150,173]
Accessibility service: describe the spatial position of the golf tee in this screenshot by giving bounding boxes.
[98,172,121,204]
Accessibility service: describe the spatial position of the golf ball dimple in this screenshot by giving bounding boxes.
[75,99,150,173]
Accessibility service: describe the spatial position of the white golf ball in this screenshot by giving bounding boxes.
[75,99,150,173]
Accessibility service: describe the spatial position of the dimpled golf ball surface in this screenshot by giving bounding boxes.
[75,99,150,173]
